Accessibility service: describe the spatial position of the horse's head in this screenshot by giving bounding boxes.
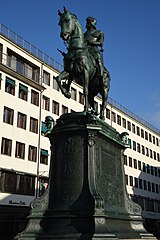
[58,7,77,42]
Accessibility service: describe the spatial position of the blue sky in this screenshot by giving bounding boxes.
[1,0,160,129]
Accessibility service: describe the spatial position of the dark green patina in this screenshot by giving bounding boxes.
[54,7,110,120]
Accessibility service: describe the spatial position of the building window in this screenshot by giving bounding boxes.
[94,102,98,112]
[42,95,50,111]
[145,131,148,140]
[129,176,133,186]
[122,118,126,128]
[133,141,136,151]
[129,157,132,167]
[139,179,143,189]
[28,145,37,162]
[154,167,157,177]
[153,151,156,160]
[132,124,135,133]
[137,143,141,153]
[150,149,153,158]
[0,171,35,195]
[106,108,110,119]
[40,149,48,165]
[147,164,150,174]
[24,63,39,82]
[53,76,59,90]
[146,149,150,159]
[127,121,131,131]
[141,145,145,155]
[3,106,14,125]
[79,92,84,105]
[141,129,144,138]
[52,100,59,115]
[124,155,127,165]
[149,133,152,142]
[15,141,25,159]
[5,77,16,95]
[134,177,138,188]
[142,163,146,172]
[43,70,50,86]
[19,83,28,101]
[1,137,12,156]
[62,105,68,114]
[30,117,38,134]
[148,181,151,191]
[17,112,27,129]
[137,126,140,136]
[117,115,121,125]
[143,180,147,190]
[153,136,155,144]
[152,183,155,193]
[7,50,40,83]
[151,166,154,175]
[111,112,116,122]
[71,87,77,100]
[157,153,160,162]
[133,159,137,169]
[138,161,141,170]
[7,53,16,70]
[156,138,159,146]
[24,63,33,79]
[31,89,39,106]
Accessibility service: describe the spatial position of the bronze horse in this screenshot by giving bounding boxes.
[54,7,110,120]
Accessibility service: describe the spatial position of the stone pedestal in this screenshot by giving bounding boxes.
[15,112,156,239]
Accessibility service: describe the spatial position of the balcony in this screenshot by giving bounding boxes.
[0,23,63,72]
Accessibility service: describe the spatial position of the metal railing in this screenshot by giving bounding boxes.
[108,97,160,134]
[0,24,63,72]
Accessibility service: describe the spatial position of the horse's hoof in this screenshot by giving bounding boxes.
[91,109,99,116]
[100,115,105,121]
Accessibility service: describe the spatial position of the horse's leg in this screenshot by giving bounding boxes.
[88,89,99,115]
[100,87,108,120]
[100,70,110,120]
[83,68,89,113]
[54,71,71,98]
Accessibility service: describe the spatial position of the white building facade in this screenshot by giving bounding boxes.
[0,24,160,238]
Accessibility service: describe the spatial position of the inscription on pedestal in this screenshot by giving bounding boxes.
[95,138,124,208]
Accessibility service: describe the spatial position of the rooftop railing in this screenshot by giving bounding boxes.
[0,23,159,134]
[108,97,160,134]
[0,24,63,72]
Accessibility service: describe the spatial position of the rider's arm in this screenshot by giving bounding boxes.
[91,30,104,47]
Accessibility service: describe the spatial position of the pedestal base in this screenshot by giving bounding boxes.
[15,112,156,240]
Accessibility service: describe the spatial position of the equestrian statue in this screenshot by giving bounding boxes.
[54,7,110,120]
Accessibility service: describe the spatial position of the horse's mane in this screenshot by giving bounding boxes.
[70,13,83,32]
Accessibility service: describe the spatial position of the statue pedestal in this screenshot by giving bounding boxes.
[15,112,156,240]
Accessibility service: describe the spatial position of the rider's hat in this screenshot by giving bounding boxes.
[86,16,97,29]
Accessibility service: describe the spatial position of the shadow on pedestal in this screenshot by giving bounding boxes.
[15,112,156,240]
